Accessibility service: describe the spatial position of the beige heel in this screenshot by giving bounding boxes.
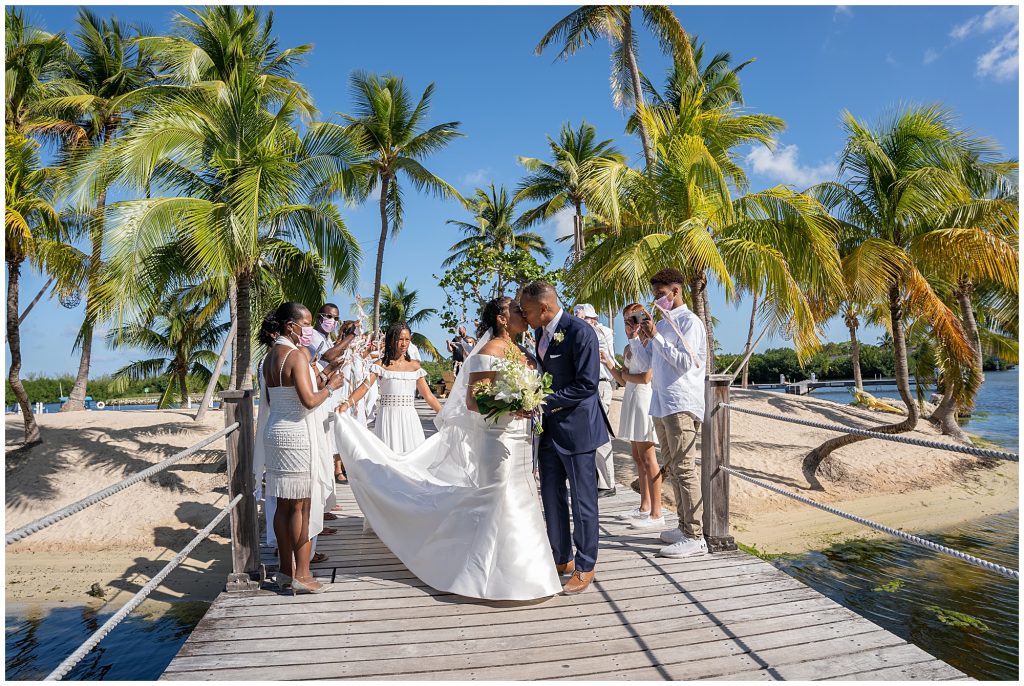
[291,577,325,595]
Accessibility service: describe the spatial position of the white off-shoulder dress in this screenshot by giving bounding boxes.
[370,363,429,454]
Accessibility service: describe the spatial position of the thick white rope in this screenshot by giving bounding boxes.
[6,423,240,545]
[44,493,243,680]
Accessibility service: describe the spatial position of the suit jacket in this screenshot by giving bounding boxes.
[536,313,612,455]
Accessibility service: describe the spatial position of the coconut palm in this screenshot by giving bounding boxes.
[5,129,86,444]
[107,296,231,409]
[807,105,1017,464]
[339,71,464,336]
[536,5,695,171]
[380,279,440,360]
[515,121,625,256]
[38,9,160,412]
[445,184,551,294]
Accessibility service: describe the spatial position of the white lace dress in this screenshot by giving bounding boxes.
[618,341,659,444]
[370,363,428,454]
[332,353,562,600]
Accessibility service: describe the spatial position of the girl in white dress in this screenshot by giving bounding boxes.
[341,323,442,454]
[332,297,561,600]
[601,303,664,529]
[258,302,345,594]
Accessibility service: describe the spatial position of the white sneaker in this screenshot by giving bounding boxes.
[659,535,708,558]
[660,528,685,544]
[616,506,648,521]
[630,515,666,530]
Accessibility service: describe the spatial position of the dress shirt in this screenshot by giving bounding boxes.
[631,303,707,420]
[538,308,564,359]
[593,322,615,382]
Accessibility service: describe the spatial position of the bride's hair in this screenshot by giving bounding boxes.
[477,297,513,338]
[382,322,412,366]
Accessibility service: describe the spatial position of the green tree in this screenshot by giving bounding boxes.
[536,5,695,171]
[808,105,1016,465]
[340,71,464,336]
[515,120,625,256]
[380,279,440,360]
[5,129,86,444]
[107,296,230,408]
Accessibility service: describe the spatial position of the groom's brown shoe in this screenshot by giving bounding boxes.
[555,560,575,576]
[562,570,595,595]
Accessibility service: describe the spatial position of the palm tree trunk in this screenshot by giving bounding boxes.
[19,275,54,324]
[621,9,656,172]
[227,282,238,390]
[930,278,981,443]
[573,203,585,253]
[64,125,115,411]
[178,368,190,409]
[7,260,41,444]
[195,316,235,423]
[689,272,714,373]
[845,310,863,392]
[234,271,254,389]
[807,283,919,483]
[741,290,758,388]
[956,278,983,412]
[372,174,391,337]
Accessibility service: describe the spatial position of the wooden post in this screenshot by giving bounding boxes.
[701,375,736,552]
[220,389,263,592]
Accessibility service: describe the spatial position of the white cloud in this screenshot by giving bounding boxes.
[886,52,898,66]
[460,168,490,187]
[950,6,1018,81]
[745,144,836,188]
[923,48,940,65]
[834,6,853,21]
[549,207,576,240]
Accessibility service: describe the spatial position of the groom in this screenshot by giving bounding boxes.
[520,281,609,594]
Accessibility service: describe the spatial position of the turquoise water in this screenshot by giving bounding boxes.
[5,602,209,680]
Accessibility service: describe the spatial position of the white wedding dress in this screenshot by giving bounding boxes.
[332,343,562,601]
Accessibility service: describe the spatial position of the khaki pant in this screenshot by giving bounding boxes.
[653,412,703,538]
[595,380,615,490]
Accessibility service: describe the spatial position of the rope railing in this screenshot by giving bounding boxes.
[719,465,1019,581]
[44,493,244,681]
[5,423,240,545]
[720,402,1018,462]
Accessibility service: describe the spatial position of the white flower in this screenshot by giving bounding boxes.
[552,332,565,345]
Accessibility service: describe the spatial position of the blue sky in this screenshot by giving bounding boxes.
[10,4,1019,377]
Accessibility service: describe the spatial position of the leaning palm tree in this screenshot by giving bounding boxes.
[445,184,551,293]
[515,121,625,256]
[44,9,159,411]
[340,71,464,336]
[536,5,695,171]
[108,296,231,409]
[807,104,1017,464]
[380,279,440,360]
[5,129,86,444]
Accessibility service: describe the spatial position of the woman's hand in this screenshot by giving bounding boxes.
[599,351,615,369]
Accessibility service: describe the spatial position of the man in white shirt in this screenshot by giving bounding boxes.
[575,303,617,495]
[632,268,708,559]
[407,341,421,361]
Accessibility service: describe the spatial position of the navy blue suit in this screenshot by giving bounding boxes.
[536,312,610,573]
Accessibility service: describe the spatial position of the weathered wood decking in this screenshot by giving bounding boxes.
[163,404,968,681]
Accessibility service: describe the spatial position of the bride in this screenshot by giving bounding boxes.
[332,297,562,601]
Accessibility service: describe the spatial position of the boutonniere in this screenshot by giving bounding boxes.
[552,332,565,345]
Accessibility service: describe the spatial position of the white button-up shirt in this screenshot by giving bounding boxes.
[539,308,564,359]
[631,303,707,420]
[592,322,615,382]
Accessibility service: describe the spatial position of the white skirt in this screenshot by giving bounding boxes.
[618,382,659,444]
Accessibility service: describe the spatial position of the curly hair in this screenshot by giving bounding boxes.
[259,301,308,348]
[477,297,513,338]
[649,268,686,289]
[382,322,412,366]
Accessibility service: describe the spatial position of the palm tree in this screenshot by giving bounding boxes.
[567,57,841,373]
[340,71,464,336]
[446,184,551,294]
[807,105,1016,464]
[515,121,625,256]
[380,279,440,360]
[536,5,695,171]
[44,9,159,412]
[67,7,363,393]
[5,129,86,444]
[107,296,231,409]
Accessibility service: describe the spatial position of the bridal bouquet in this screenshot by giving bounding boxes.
[472,347,553,430]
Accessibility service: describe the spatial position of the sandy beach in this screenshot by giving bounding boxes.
[5,390,1018,609]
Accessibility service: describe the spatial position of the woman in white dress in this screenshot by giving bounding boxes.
[601,303,664,530]
[333,297,562,601]
[258,302,345,594]
[340,323,442,454]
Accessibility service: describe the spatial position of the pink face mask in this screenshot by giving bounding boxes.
[654,295,675,311]
[297,325,315,347]
[319,317,336,333]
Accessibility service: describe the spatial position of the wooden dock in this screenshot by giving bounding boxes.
[163,403,969,681]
